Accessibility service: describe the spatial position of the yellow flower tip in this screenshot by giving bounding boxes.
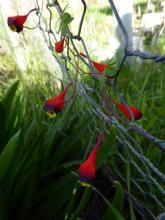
[9,25,16,32]
[46,110,56,118]
[78,180,91,188]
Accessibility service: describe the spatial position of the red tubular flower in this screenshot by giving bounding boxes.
[92,61,107,73]
[55,38,65,53]
[80,52,107,73]
[112,99,142,120]
[78,132,104,182]
[7,8,37,33]
[44,82,73,118]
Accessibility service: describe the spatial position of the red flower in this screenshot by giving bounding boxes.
[55,38,65,53]
[112,99,142,120]
[92,61,107,73]
[78,132,103,182]
[80,52,107,73]
[44,82,73,118]
[7,8,36,33]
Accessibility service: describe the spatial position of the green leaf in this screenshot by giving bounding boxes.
[0,80,19,148]
[101,181,124,220]
[94,186,125,220]
[2,80,19,112]
[60,12,74,37]
[53,117,92,165]
[101,203,125,220]
[10,157,41,209]
[0,102,6,148]
[96,126,116,167]
[6,95,22,138]
[127,163,136,220]
[31,174,77,220]
[61,25,69,37]
[42,99,76,168]
[112,181,124,212]
[0,131,20,188]
[64,184,80,219]
[68,186,92,220]
[104,67,117,77]
[152,107,165,120]
[61,12,74,25]
[14,128,45,179]
[0,189,8,220]
[17,158,41,220]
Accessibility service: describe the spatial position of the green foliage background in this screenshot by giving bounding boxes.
[0,0,165,219]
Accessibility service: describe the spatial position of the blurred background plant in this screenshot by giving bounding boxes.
[0,0,165,220]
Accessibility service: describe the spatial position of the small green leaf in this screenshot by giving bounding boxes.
[60,12,74,37]
[61,12,74,25]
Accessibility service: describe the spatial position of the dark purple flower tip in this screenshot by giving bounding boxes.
[79,174,94,182]
[44,103,55,111]
[7,17,16,25]
[7,18,23,33]
[44,103,61,114]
